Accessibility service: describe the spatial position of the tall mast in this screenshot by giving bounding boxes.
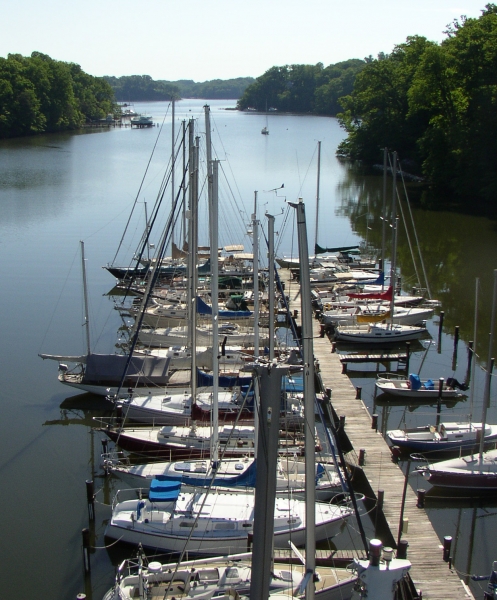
[389,151,398,320]
[313,140,321,255]
[206,103,220,464]
[253,191,260,359]
[267,213,275,361]
[171,96,175,248]
[182,119,187,249]
[252,191,260,459]
[80,240,91,356]
[381,147,388,281]
[290,198,316,600]
[187,121,199,400]
[479,269,497,457]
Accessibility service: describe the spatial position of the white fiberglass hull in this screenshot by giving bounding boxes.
[335,323,425,344]
[421,449,497,489]
[104,490,352,555]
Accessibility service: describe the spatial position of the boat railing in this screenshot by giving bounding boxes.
[376,372,405,381]
[112,486,150,509]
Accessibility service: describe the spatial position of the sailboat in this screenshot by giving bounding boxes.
[102,549,302,599]
[417,270,497,488]
[39,241,173,397]
[103,478,352,555]
[261,102,269,135]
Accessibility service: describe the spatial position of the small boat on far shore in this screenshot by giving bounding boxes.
[131,114,153,127]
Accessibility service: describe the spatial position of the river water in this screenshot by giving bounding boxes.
[0,99,496,599]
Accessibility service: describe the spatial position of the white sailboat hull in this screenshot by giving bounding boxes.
[104,490,352,555]
[335,323,426,344]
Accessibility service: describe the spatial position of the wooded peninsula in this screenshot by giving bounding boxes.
[1,4,496,217]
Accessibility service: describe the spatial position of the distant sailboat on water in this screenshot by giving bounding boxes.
[261,101,269,134]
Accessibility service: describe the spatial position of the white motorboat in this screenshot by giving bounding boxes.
[387,421,497,453]
[375,373,464,399]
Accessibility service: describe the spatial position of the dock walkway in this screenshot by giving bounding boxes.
[280,268,474,599]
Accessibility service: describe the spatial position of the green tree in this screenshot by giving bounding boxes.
[337,37,436,164]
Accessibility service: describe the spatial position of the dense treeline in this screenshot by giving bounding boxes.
[337,4,497,217]
[104,75,255,101]
[236,60,366,115]
[0,52,115,138]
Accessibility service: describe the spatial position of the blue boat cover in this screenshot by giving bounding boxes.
[196,296,252,318]
[149,477,182,502]
[409,373,422,391]
[196,368,252,388]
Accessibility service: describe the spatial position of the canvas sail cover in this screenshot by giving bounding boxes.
[356,310,390,323]
[84,354,171,385]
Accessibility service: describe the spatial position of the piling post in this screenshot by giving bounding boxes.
[358,449,366,466]
[397,539,408,559]
[371,414,378,431]
[86,480,95,521]
[452,326,460,370]
[416,488,426,508]
[82,528,91,573]
[443,536,452,562]
[438,311,445,353]
[356,387,362,400]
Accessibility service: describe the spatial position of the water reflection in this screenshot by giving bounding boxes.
[335,162,497,366]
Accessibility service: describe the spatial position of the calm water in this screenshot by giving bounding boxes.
[0,99,496,599]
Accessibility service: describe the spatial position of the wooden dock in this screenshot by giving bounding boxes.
[280,269,475,599]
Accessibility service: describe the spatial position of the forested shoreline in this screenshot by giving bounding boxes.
[0,52,115,138]
[336,4,497,217]
[2,4,497,217]
[103,75,255,101]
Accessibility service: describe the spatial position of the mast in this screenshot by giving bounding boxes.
[267,213,275,361]
[210,157,220,466]
[389,151,398,323]
[182,119,187,249]
[252,191,260,459]
[253,192,260,359]
[80,240,91,356]
[381,147,388,282]
[290,198,316,600]
[479,269,497,457]
[171,96,176,248]
[313,140,321,255]
[187,121,199,401]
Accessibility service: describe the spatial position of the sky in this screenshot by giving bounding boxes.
[0,0,490,82]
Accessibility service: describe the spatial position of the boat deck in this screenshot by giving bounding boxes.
[280,268,475,599]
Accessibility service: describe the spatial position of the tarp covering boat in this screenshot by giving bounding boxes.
[356,310,390,323]
[196,368,252,388]
[84,354,171,383]
[196,296,252,318]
